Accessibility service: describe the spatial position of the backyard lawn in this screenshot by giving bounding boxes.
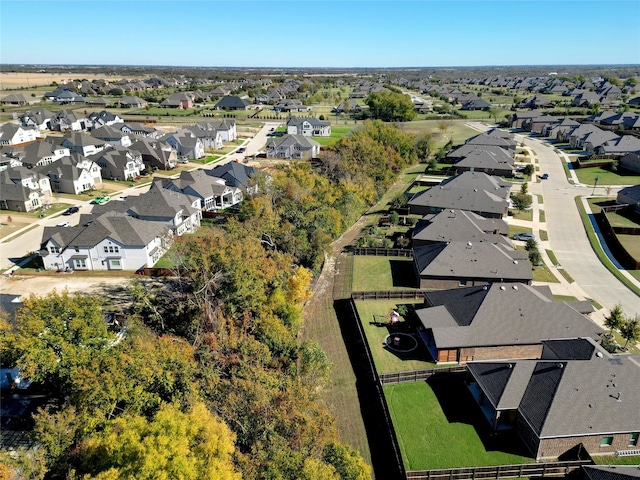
[354,299,433,373]
[352,256,418,291]
[385,380,532,470]
[314,124,358,146]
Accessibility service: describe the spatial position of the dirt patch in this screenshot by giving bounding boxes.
[0,274,133,298]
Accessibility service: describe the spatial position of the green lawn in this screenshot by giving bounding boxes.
[575,166,640,186]
[385,381,532,470]
[593,455,640,465]
[508,225,534,237]
[532,262,560,283]
[355,300,433,374]
[352,256,417,292]
[509,209,533,221]
[314,124,358,146]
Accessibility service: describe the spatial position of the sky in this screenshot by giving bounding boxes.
[1,0,639,68]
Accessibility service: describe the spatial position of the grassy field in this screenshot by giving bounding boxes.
[352,256,417,291]
[354,300,434,373]
[397,119,479,149]
[314,124,359,146]
[385,380,532,470]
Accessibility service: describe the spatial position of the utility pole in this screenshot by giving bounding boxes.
[592,175,599,196]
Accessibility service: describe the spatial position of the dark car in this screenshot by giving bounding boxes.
[539,173,549,180]
[62,206,79,215]
[237,147,246,153]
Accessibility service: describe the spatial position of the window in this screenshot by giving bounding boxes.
[600,436,614,446]
[49,246,60,254]
[459,280,468,286]
[103,245,119,253]
[109,259,122,270]
[73,258,87,269]
[630,433,639,446]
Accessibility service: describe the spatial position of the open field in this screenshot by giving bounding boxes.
[0,71,120,90]
[397,119,480,149]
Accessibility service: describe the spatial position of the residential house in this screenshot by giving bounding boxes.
[163,169,242,211]
[195,119,237,142]
[130,138,177,170]
[39,155,102,195]
[96,181,201,236]
[50,109,85,132]
[582,465,640,480]
[214,96,250,110]
[1,93,31,106]
[0,123,39,146]
[16,140,70,167]
[86,110,124,130]
[39,211,170,271]
[119,122,160,139]
[45,89,85,104]
[161,131,205,160]
[160,92,194,109]
[597,135,640,157]
[616,184,640,209]
[465,130,517,152]
[209,162,259,195]
[19,109,55,131]
[332,99,362,114]
[510,110,545,129]
[466,337,638,460]
[408,171,512,218]
[461,98,491,111]
[582,129,620,153]
[117,96,148,108]
[62,131,106,156]
[286,117,332,137]
[274,99,310,113]
[528,115,559,135]
[265,134,320,160]
[620,153,640,175]
[517,95,555,109]
[572,91,608,107]
[90,125,133,148]
[0,167,51,212]
[412,209,508,248]
[89,146,144,181]
[451,148,515,176]
[416,284,601,364]
[182,125,223,151]
[544,118,580,138]
[413,240,532,290]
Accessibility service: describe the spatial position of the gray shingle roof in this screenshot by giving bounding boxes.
[416,283,603,349]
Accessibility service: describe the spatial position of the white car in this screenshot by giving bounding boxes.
[56,221,70,227]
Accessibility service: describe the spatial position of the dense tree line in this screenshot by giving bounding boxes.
[1,121,419,479]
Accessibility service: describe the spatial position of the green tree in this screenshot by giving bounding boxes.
[323,442,372,480]
[620,316,640,350]
[77,403,239,480]
[365,91,416,122]
[415,133,435,162]
[604,304,625,335]
[511,192,532,212]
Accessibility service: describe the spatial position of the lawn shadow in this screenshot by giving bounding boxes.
[428,375,531,458]
[389,260,418,288]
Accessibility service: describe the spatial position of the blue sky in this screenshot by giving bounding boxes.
[1,1,639,67]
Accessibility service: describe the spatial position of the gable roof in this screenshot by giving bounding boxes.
[209,162,257,189]
[416,283,603,349]
[412,209,509,244]
[215,96,249,109]
[408,171,510,217]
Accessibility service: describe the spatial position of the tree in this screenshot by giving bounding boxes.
[604,304,625,335]
[365,91,416,122]
[77,403,239,480]
[415,133,435,162]
[620,316,640,350]
[510,192,532,212]
[523,164,535,177]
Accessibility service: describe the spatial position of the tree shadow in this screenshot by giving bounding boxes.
[389,260,418,288]
[428,375,531,458]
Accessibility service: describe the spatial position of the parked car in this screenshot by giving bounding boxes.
[55,221,70,227]
[513,233,535,241]
[237,147,246,153]
[62,206,79,215]
[90,195,110,205]
[539,173,549,180]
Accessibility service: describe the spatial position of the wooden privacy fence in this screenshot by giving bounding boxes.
[379,366,467,385]
[406,459,592,480]
[351,290,426,301]
[353,247,413,257]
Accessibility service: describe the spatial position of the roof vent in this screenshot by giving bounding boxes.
[512,285,518,290]
[500,285,506,291]
[557,363,564,369]
[596,351,603,358]
[474,188,478,192]
[482,286,488,290]
[513,260,518,265]
[508,364,513,369]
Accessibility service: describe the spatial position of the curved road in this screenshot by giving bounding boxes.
[522,133,640,317]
